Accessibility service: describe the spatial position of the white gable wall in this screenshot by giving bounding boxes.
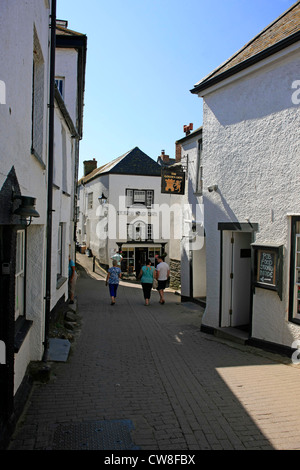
[201,45,300,347]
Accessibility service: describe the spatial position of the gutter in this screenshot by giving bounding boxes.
[191,30,300,95]
[43,0,56,362]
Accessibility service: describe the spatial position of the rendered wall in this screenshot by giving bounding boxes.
[200,46,300,347]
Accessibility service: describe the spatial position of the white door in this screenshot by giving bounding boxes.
[221,231,252,328]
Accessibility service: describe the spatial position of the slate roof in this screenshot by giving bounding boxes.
[79,147,162,184]
[191,1,300,94]
[56,24,86,37]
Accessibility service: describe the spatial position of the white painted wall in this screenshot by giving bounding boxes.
[199,45,300,347]
[0,0,50,220]
[77,172,171,267]
[174,133,206,299]
[52,38,80,310]
[55,48,78,125]
[0,1,82,394]
[0,0,51,394]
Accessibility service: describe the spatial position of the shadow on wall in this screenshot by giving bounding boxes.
[205,60,299,127]
[203,192,239,230]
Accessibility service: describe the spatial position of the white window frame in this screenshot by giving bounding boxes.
[62,126,68,193]
[87,192,93,210]
[147,224,153,241]
[55,77,65,99]
[57,223,63,279]
[15,230,25,321]
[127,222,153,242]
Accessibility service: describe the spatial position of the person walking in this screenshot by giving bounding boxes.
[138,259,155,306]
[106,260,122,305]
[68,255,77,304]
[111,249,123,267]
[155,255,170,304]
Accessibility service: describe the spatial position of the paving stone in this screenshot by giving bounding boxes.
[8,253,300,451]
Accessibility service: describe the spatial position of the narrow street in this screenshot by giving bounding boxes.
[8,253,300,451]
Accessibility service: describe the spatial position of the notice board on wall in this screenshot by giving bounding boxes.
[257,249,276,286]
[252,244,283,300]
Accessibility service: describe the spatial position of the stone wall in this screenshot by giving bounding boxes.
[169,258,181,290]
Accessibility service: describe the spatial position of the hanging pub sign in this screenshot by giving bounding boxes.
[161,169,185,195]
[252,243,283,300]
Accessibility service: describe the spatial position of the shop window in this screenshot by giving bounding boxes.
[289,217,300,322]
[121,248,135,273]
[148,247,161,266]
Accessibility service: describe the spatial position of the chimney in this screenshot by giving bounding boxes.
[159,149,169,163]
[175,143,181,162]
[83,158,97,176]
[183,123,193,136]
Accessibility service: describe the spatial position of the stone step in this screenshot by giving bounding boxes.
[214,327,249,345]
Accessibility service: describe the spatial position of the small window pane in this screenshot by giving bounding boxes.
[134,190,145,203]
[126,189,133,207]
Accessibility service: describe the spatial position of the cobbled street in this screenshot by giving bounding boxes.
[8,253,300,451]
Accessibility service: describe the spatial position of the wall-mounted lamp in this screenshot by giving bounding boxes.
[98,193,108,203]
[13,196,40,227]
[245,217,253,228]
[207,184,218,192]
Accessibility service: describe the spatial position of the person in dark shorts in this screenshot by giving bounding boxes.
[155,255,170,304]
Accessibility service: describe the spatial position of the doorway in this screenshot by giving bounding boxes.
[134,247,148,278]
[221,230,252,330]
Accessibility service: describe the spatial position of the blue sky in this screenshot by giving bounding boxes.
[56,0,296,178]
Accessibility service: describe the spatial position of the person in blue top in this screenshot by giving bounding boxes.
[138,259,155,306]
[106,260,122,305]
[68,255,77,304]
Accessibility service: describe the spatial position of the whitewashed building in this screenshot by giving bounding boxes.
[190,2,300,355]
[0,0,51,446]
[0,1,86,447]
[52,22,87,314]
[174,126,206,304]
[77,148,171,276]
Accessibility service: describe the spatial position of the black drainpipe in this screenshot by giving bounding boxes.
[43,0,56,362]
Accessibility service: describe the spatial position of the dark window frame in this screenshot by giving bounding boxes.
[289,216,300,325]
[125,189,154,209]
